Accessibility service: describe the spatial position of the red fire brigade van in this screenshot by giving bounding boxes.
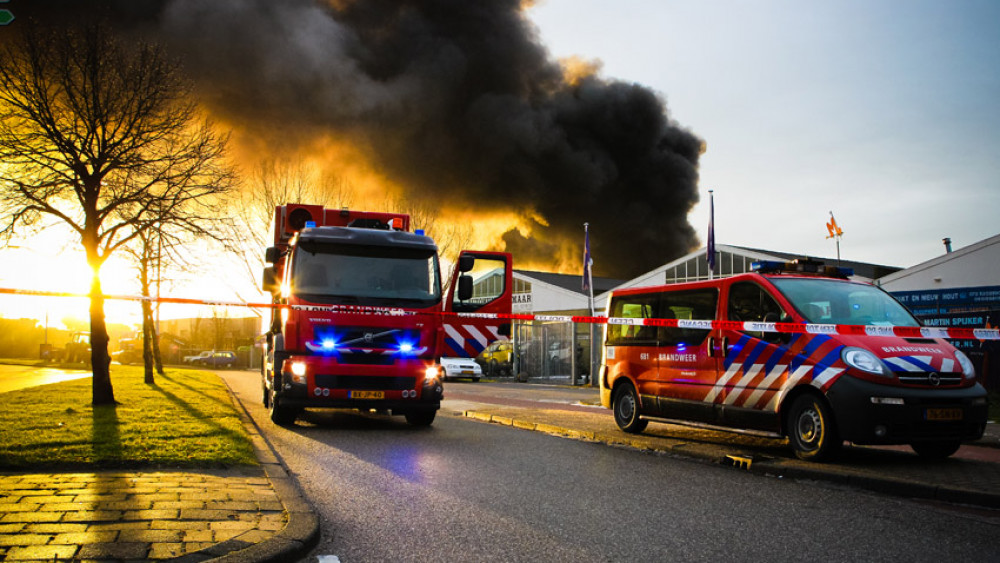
[600,260,988,461]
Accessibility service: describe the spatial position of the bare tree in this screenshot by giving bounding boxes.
[0,24,233,404]
[227,159,353,297]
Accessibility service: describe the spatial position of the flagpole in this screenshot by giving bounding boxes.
[585,222,595,316]
[707,189,715,280]
[584,222,596,386]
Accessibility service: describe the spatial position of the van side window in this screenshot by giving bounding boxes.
[660,289,717,346]
[608,294,659,346]
[728,282,787,343]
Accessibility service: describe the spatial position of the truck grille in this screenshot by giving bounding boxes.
[314,375,416,390]
[314,326,420,349]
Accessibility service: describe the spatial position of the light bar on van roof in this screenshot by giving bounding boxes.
[750,259,853,278]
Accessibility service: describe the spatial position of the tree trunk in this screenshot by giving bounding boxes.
[142,298,154,384]
[152,316,165,376]
[89,274,116,405]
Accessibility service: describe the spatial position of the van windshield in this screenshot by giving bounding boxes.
[292,241,441,306]
[769,277,920,327]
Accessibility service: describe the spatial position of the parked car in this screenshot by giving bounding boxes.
[476,340,512,377]
[196,351,237,369]
[440,357,482,382]
[184,351,213,364]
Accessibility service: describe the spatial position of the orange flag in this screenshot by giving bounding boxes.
[826,213,843,239]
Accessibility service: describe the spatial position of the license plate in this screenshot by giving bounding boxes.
[461,370,474,375]
[926,408,963,421]
[349,390,384,400]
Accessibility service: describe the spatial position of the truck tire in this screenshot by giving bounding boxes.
[268,377,298,426]
[405,411,436,427]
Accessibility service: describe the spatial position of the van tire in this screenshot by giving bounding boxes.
[910,440,961,459]
[787,394,840,461]
[613,383,648,434]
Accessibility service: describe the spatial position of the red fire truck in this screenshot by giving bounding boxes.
[261,204,512,426]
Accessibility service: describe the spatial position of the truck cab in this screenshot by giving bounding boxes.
[261,204,512,427]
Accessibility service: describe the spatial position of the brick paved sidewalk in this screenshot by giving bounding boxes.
[0,469,285,561]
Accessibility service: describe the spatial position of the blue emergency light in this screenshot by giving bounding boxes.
[751,260,853,278]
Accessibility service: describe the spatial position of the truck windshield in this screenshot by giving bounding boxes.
[769,277,920,327]
[292,241,441,306]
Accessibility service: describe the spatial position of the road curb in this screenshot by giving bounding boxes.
[463,409,1000,510]
[195,377,321,563]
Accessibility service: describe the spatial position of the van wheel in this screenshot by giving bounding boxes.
[911,440,961,459]
[787,394,840,461]
[613,383,648,434]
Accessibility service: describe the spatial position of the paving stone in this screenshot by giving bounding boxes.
[78,541,149,559]
[4,543,78,560]
[118,528,184,543]
[149,542,189,559]
[123,508,179,520]
[0,533,49,546]
[0,511,62,523]
[25,522,87,533]
[50,530,119,544]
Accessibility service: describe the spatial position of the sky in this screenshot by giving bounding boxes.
[528,0,1000,268]
[2,0,999,328]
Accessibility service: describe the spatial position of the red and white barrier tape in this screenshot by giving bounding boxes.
[2,286,998,341]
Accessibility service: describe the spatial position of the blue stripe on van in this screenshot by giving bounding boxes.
[743,340,769,374]
[724,334,752,369]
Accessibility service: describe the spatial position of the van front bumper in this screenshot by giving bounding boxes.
[825,376,988,445]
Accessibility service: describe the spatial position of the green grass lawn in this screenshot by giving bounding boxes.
[0,365,257,469]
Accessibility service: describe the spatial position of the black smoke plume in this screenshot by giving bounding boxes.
[20,0,703,278]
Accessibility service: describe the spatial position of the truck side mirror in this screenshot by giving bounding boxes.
[498,323,511,337]
[458,255,475,273]
[458,274,473,301]
[265,246,280,264]
[262,267,278,294]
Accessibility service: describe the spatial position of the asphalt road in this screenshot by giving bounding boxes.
[0,363,90,393]
[220,373,1000,562]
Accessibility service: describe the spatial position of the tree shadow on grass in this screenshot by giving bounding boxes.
[91,403,122,464]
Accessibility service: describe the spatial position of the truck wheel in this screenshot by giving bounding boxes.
[405,411,436,427]
[613,382,647,434]
[268,384,298,426]
[910,440,961,459]
[787,394,841,461]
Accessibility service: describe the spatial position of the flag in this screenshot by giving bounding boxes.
[582,223,593,292]
[826,212,843,239]
[706,190,716,273]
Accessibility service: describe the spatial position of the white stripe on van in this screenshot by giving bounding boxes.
[705,363,742,403]
[744,364,788,410]
[765,364,813,412]
[724,363,764,405]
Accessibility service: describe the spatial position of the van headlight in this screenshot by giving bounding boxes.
[954,350,976,379]
[842,347,892,377]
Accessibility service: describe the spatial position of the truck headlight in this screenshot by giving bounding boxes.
[289,361,307,385]
[842,347,891,377]
[425,365,441,382]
